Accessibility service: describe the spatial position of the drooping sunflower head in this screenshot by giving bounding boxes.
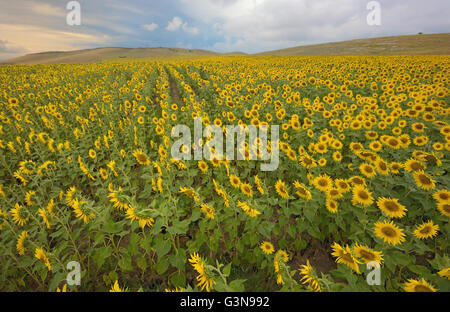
[298,260,321,292]
[275,179,289,199]
[331,242,361,274]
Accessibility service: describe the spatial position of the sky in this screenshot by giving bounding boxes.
[0,0,449,60]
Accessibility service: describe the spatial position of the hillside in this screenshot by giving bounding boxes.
[1,33,449,64]
[256,33,450,56]
[0,47,222,65]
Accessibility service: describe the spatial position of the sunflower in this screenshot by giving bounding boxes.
[413,220,439,239]
[200,203,215,219]
[293,181,312,200]
[132,149,150,165]
[374,220,406,245]
[353,243,384,264]
[298,260,321,292]
[10,203,29,227]
[198,160,208,173]
[260,241,275,255]
[35,248,52,271]
[229,174,241,188]
[335,179,351,193]
[88,149,96,159]
[331,242,361,274]
[385,137,401,149]
[240,183,253,198]
[348,176,366,187]
[275,179,289,199]
[109,280,125,292]
[369,141,382,151]
[189,253,216,292]
[412,171,436,190]
[437,201,450,217]
[389,162,403,174]
[359,163,376,178]
[326,198,338,213]
[327,188,343,200]
[99,168,108,180]
[352,186,374,207]
[254,175,264,195]
[237,201,261,217]
[71,198,95,224]
[16,231,28,256]
[19,160,35,174]
[374,158,389,176]
[403,278,437,292]
[376,197,407,218]
[179,187,200,202]
[433,189,450,203]
[438,267,450,280]
[313,174,332,192]
[299,154,317,169]
[126,205,155,228]
[404,158,426,172]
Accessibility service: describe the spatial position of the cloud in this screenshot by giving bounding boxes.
[166,16,183,31]
[178,0,450,53]
[143,23,159,31]
[166,16,199,35]
[182,23,199,35]
[0,23,111,59]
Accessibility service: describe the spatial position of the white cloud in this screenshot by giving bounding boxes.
[143,23,159,31]
[166,16,199,35]
[182,23,199,35]
[179,0,450,53]
[166,16,183,31]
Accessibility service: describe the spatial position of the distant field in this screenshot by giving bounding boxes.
[0,33,449,65]
[257,33,450,56]
[0,47,222,65]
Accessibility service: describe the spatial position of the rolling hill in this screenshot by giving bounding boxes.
[0,47,222,65]
[1,33,449,64]
[257,33,450,56]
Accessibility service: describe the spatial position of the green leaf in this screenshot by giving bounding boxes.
[223,263,231,277]
[156,257,169,274]
[155,239,171,259]
[170,273,186,288]
[229,279,246,292]
[118,254,133,271]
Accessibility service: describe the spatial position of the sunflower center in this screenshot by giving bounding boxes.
[341,252,355,264]
[414,285,433,292]
[358,191,369,200]
[418,174,431,184]
[384,201,399,212]
[381,226,396,237]
[359,250,375,261]
[419,226,431,234]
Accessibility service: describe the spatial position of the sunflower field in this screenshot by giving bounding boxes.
[0,55,449,292]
